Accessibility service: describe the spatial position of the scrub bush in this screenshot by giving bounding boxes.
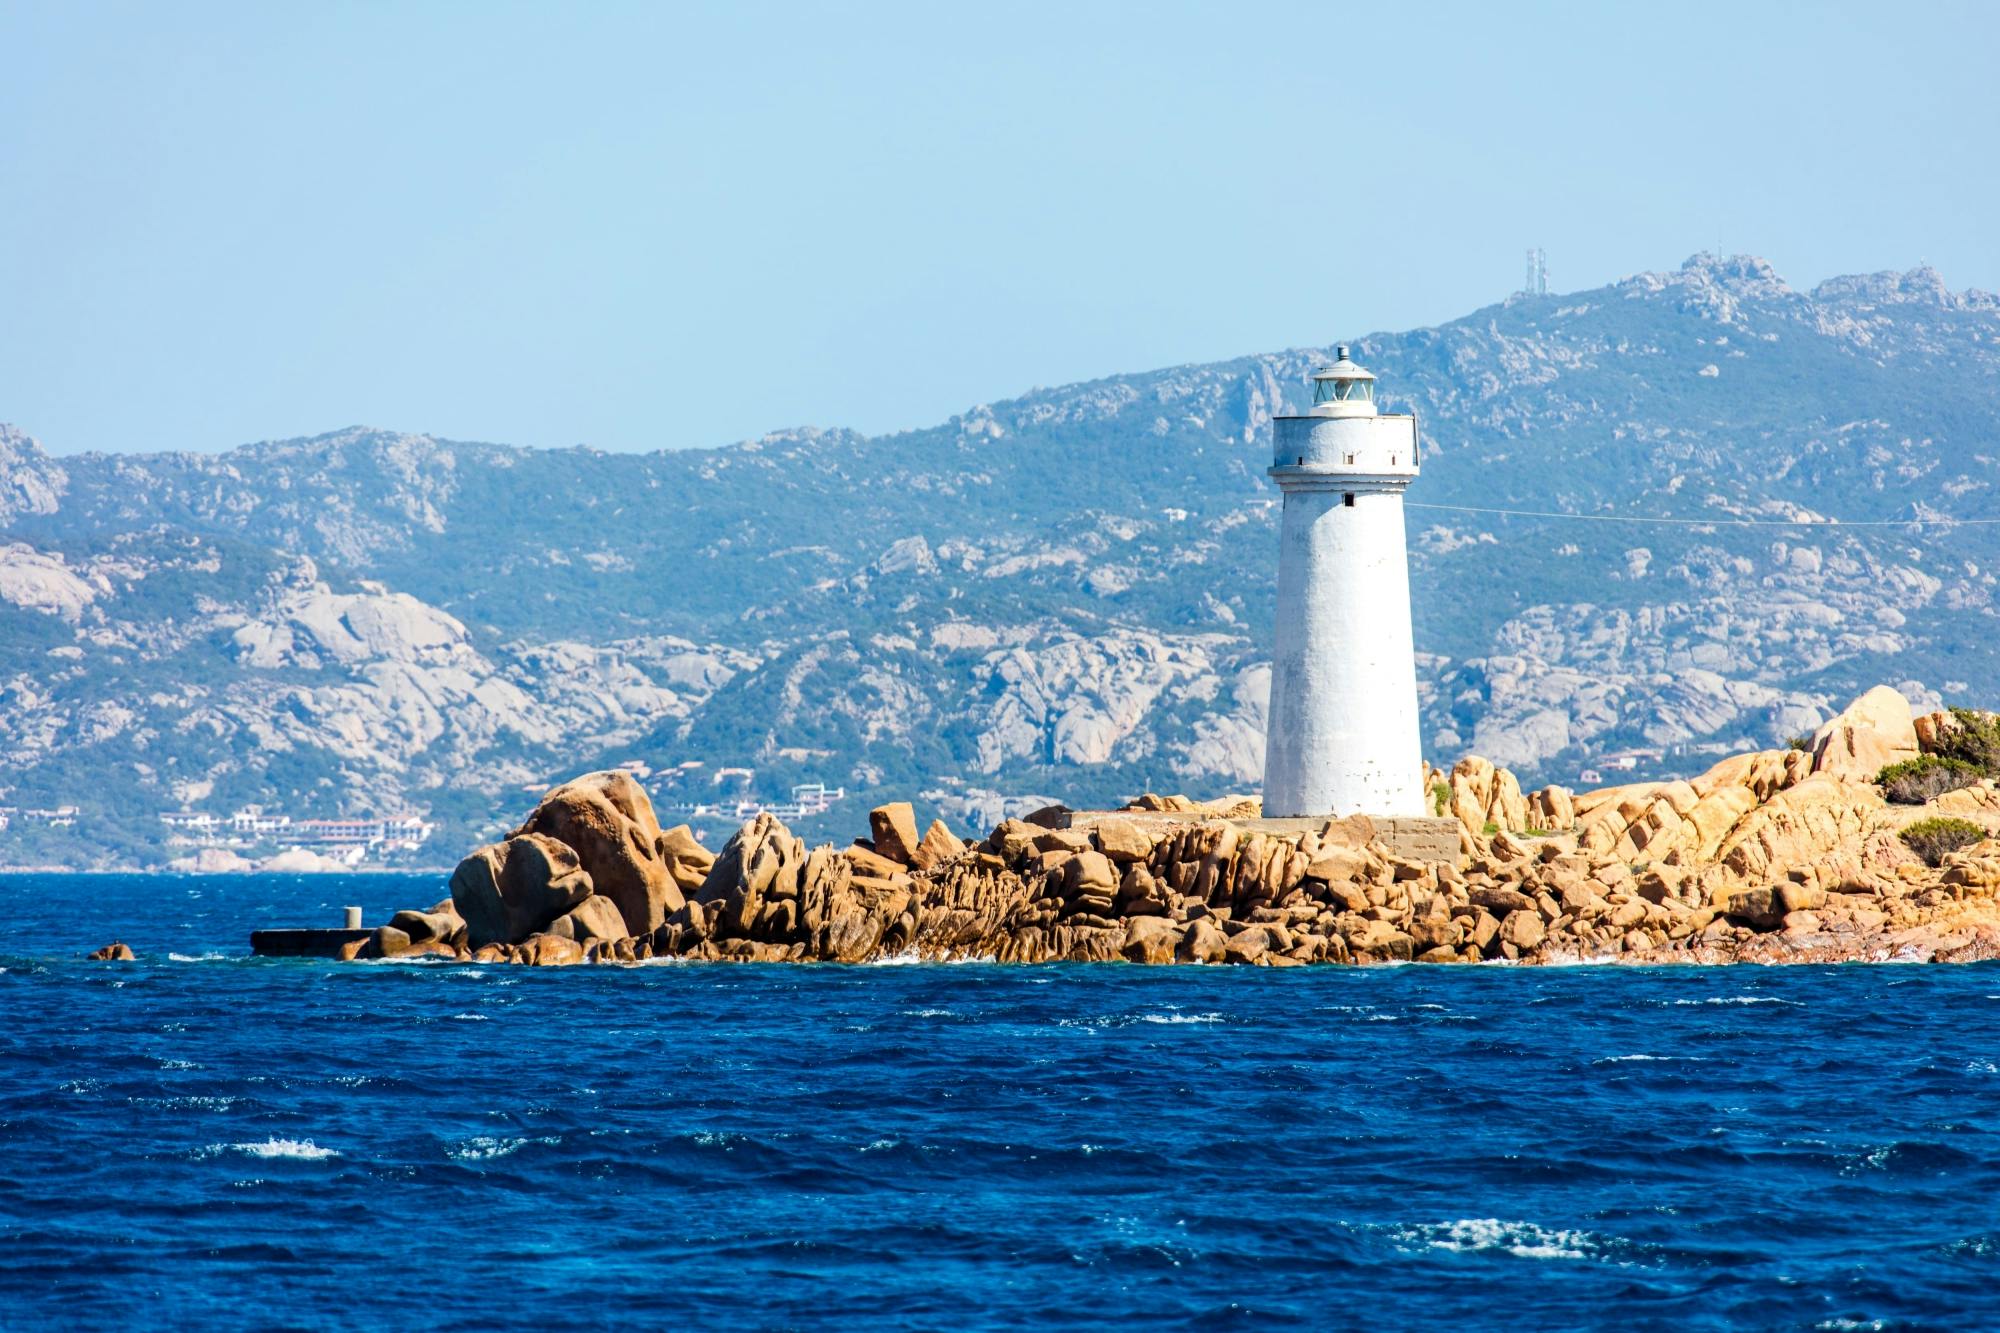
[1899,816,1987,867]
[1876,755,1982,805]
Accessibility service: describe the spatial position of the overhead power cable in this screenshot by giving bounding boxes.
[1403,502,2000,529]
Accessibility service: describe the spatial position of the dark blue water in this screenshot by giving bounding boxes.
[5,874,2000,1329]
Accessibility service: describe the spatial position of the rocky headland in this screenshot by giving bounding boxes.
[276,685,2000,969]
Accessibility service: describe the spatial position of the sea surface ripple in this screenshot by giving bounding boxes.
[4,873,2000,1329]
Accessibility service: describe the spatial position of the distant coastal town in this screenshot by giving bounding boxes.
[157,807,435,861]
[0,758,851,872]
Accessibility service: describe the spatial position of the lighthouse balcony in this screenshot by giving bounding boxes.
[1270,413,1420,479]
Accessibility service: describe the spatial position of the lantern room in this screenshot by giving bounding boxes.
[1308,345,1378,417]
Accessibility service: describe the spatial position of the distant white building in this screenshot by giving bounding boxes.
[161,805,432,853]
[229,805,292,834]
[290,815,433,849]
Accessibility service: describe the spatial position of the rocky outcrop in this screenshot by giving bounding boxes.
[1448,757,1527,832]
[513,770,681,937]
[1810,685,1920,779]
[328,686,2000,970]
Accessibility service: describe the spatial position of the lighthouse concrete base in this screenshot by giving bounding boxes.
[1060,810,1461,865]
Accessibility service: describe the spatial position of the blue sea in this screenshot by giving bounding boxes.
[5,873,2000,1329]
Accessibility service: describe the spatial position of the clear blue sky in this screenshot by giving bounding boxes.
[1,1,1993,456]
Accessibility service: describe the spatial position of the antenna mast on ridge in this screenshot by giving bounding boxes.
[1522,247,1548,298]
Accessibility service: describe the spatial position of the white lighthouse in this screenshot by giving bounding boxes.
[1261,345,1426,819]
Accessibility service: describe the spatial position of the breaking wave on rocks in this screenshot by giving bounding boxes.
[8,872,2000,1328]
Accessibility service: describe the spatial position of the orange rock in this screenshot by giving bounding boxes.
[909,819,967,871]
[514,933,585,966]
[451,832,594,949]
[1718,774,1883,883]
[1809,686,1920,780]
[1091,817,1154,864]
[868,803,922,864]
[841,840,904,879]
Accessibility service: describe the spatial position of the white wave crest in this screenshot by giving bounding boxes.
[1394,1218,1618,1262]
[1060,1011,1229,1030]
[1670,995,1799,1006]
[449,1134,554,1162]
[169,952,230,962]
[229,1137,339,1161]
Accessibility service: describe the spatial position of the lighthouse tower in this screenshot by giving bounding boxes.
[1261,345,1426,819]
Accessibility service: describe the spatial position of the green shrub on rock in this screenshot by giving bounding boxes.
[1930,709,2000,773]
[1898,816,1987,867]
[1876,755,1983,805]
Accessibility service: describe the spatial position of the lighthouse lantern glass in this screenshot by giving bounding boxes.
[1313,379,1374,405]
